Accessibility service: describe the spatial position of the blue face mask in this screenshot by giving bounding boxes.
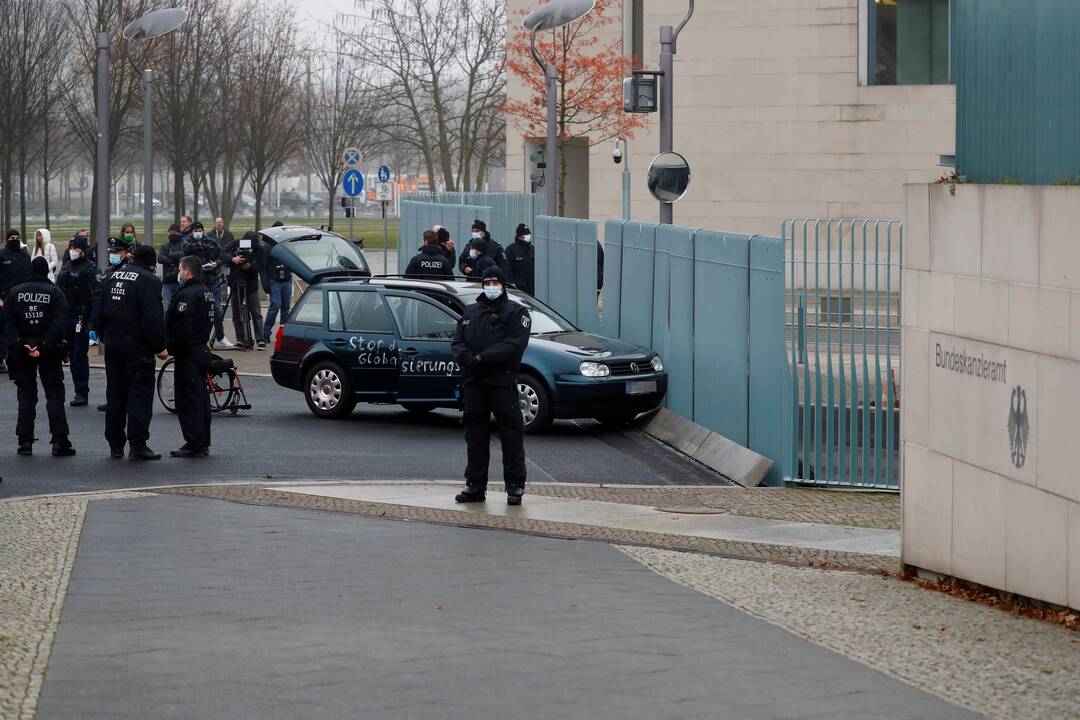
[108,253,121,266]
[471,232,482,240]
[469,249,479,259]
[483,286,502,301]
[522,234,532,243]
[193,232,204,240]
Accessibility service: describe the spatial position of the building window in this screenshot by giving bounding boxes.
[869,0,950,85]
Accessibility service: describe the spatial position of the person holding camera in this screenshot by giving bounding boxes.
[5,257,75,457]
[261,244,292,345]
[225,230,265,350]
[182,221,229,348]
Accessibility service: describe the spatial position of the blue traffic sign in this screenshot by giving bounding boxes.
[342,168,364,197]
[378,165,391,183]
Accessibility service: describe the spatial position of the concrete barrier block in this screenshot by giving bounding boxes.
[692,433,773,488]
[643,409,774,487]
[643,409,709,458]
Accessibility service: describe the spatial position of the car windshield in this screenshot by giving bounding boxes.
[286,233,369,274]
[462,289,576,334]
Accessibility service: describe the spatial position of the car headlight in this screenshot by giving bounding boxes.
[579,361,611,378]
[650,355,664,372]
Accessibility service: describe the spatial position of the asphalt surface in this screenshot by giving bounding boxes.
[36,495,976,720]
[0,369,724,498]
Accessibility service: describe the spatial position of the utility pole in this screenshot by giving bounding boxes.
[94,32,111,268]
[142,69,154,247]
[658,1,694,225]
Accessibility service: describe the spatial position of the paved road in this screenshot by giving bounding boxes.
[36,494,976,720]
[0,369,723,497]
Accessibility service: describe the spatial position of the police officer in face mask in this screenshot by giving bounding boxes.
[0,228,31,373]
[458,235,495,280]
[57,236,100,406]
[98,245,167,460]
[182,222,228,347]
[451,266,532,505]
[166,255,214,457]
[405,230,454,279]
[90,235,135,412]
[505,223,535,296]
[5,257,75,456]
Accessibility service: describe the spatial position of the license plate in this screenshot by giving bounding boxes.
[626,380,657,395]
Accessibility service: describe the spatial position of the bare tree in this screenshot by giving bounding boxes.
[237,1,303,229]
[303,50,383,231]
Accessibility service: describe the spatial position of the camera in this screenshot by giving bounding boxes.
[236,237,255,263]
[612,144,623,164]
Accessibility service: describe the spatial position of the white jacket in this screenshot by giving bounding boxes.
[32,228,60,282]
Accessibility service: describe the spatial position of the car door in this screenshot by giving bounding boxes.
[326,288,399,398]
[384,293,462,403]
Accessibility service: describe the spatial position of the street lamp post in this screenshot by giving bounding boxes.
[523,0,596,218]
[91,8,187,269]
[658,0,694,225]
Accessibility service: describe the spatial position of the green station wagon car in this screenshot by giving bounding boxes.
[262,226,667,433]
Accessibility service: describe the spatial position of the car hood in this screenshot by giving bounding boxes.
[529,331,651,358]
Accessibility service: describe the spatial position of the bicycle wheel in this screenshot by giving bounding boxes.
[156,358,177,414]
[207,367,238,413]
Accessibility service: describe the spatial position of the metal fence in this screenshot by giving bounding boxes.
[400,192,539,254]
[783,219,903,490]
[535,217,789,485]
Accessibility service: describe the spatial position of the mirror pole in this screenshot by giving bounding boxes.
[143,69,154,249]
[95,32,111,268]
[546,63,559,217]
[659,25,673,225]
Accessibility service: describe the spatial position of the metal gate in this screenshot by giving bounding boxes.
[783,219,903,490]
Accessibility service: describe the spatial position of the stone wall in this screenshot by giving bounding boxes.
[504,0,955,235]
[902,183,1080,610]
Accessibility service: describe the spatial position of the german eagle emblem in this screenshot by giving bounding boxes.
[1008,385,1029,469]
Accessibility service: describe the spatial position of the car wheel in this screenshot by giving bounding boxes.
[517,374,553,434]
[304,361,356,419]
[594,411,640,428]
[401,403,437,413]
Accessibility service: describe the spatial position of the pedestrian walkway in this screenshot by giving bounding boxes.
[34,494,974,720]
[275,482,900,557]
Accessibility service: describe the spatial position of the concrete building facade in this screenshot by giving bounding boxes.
[505,0,956,235]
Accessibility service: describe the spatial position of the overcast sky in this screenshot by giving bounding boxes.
[294,0,358,32]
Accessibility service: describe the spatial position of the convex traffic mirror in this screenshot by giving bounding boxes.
[646,152,691,204]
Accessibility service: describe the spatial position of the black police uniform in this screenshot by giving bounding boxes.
[505,239,535,295]
[405,244,454,279]
[457,239,496,280]
[166,276,214,453]
[56,245,100,403]
[0,235,31,367]
[451,269,531,502]
[98,257,166,456]
[5,261,72,453]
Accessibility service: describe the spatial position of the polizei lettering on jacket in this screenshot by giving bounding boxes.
[111,271,141,282]
[15,291,52,304]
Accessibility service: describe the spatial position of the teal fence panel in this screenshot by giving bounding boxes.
[542,217,581,322]
[653,226,696,420]
[783,218,902,490]
[619,222,657,349]
[574,222,601,333]
[748,235,789,486]
[402,192,538,247]
[534,215,550,299]
[600,221,625,340]
[693,231,751,445]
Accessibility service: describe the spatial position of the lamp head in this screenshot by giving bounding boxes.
[122,8,188,41]
[522,0,595,31]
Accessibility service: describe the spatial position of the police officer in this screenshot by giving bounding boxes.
[91,235,135,412]
[166,255,214,458]
[5,257,75,456]
[505,223,535,295]
[434,226,456,267]
[98,245,167,460]
[451,266,531,505]
[57,235,100,407]
[0,228,31,373]
[406,230,454,279]
[458,235,495,280]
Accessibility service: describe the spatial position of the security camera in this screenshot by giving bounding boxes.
[612,144,623,164]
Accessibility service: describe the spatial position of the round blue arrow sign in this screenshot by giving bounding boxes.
[342,168,364,197]
[378,165,391,183]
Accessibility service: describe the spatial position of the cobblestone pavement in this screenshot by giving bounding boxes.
[36,494,974,720]
[619,546,1080,720]
[0,493,147,720]
[160,484,900,573]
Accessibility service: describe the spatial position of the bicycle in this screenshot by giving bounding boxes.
[156,350,252,415]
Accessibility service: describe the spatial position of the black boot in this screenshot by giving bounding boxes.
[69,394,88,407]
[52,441,76,457]
[170,446,208,458]
[128,444,161,461]
[109,444,125,459]
[506,486,525,506]
[455,484,487,503]
[96,403,107,412]
[17,440,32,456]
